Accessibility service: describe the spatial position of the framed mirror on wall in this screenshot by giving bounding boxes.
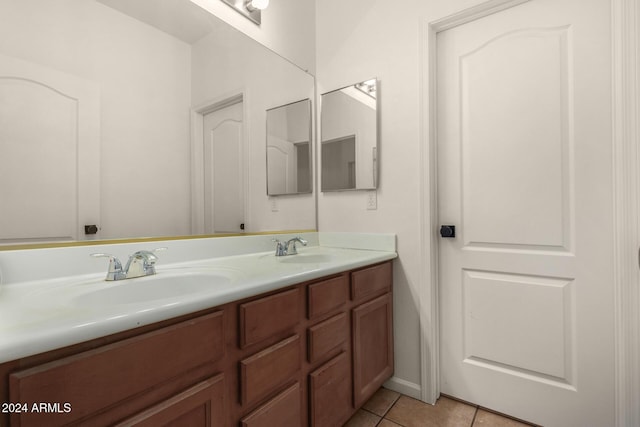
[320,78,378,192]
[266,99,312,196]
[0,0,316,248]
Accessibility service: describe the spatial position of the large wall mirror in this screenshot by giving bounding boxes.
[266,99,312,196]
[0,0,315,247]
[321,79,378,192]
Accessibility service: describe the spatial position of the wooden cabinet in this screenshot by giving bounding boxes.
[309,352,352,427]
[116,375,226,427]
[8,311,225,427]
[240,382,301,427]
[352,293,394,408]
[0,260,393,427]
[240,335,301,406]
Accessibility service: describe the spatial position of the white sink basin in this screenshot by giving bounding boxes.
[277,253,334,264]
[73,271,232,306]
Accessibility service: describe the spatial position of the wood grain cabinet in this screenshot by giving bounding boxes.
[0,260,393,427]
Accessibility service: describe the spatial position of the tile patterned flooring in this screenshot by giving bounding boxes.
[344,388,536,427]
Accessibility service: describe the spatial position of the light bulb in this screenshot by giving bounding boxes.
[249,0,269,10]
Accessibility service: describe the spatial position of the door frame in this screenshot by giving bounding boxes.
[191,91,248,234]
[417,1,639,425]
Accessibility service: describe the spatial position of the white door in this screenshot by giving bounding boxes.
[437,1,614,426]
[203,102,244,233]
[0,53,100,244]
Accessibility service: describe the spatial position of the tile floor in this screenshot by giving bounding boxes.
[344,388,537,427]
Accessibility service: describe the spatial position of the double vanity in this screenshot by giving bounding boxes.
[0,232,396,426]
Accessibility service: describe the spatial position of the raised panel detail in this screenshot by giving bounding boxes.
[115,375,225,427]
[240,335,300,406]
[352,293,394,407]
[309,352,352,427]
[0,78,78,242]
[463,270,574,384]
[308,312,348,364]
[308,274,348,320]
[240,382,301,427]
[460,27,572,251]
[239,288,300,348]
[351,262,392,303]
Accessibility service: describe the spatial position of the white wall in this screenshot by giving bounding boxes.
[316,0,496,398]
[189,0,316,74]
[0,0,193,239]
[191,23,316,231]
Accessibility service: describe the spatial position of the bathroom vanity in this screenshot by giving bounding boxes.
[0,235,395,426]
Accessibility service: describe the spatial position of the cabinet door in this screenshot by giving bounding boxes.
[116,375,225,427]
[309,352,352,427]
[352,293,394,408]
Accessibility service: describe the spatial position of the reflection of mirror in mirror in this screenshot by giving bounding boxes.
[0,0,315,247]
[266,99,312,196]
[321,79,378,192]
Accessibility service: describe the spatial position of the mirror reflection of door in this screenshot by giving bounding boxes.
[321,135,356,190]
[203,101,244,233]
[265,99,312,195]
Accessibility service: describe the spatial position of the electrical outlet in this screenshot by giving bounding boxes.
[270,198,279,212]
[366,190,377,210]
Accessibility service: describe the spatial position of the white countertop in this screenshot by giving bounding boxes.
[0,244,396,363]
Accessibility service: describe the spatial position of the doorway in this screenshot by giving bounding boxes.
[192,95,246,234]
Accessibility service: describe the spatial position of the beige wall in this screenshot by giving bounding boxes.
[189,0,316,74]
[0,0,192,239]
[316,0,494,397]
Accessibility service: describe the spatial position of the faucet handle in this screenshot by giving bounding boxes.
[272,238,287,256]
[90,253,125,281]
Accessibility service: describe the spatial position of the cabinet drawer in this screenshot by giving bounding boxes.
[351,262,392,302]
[308,313,348,364]
[240,288,300,348]
[9,311,225,427]
[240,335,301,406]
[309,352,352,427]
[240,382,301,427]
[116,374,225,427]
[307,274,348,320]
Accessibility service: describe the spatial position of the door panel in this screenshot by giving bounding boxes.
[203,102,244,233]
[437,1,613,426]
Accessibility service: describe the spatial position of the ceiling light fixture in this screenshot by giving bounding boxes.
[245,0,269,11]
[220,0,268,25]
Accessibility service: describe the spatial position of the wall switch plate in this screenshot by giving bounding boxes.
[270,198,279,212]
[367,190,377,210]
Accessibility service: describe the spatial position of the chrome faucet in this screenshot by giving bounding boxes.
[91,247,166,281]
[273,237,308,256]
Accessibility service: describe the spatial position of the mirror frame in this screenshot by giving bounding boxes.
[320,78,379,192]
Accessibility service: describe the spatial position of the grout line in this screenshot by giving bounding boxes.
[470,406,479,427]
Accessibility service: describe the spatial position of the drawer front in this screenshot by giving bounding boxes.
[240,335,301,406]
[115,374,226,427]
[309,352,352,427]
[308,313,348,364]
[9,311,225,427]
[351,262,392,302]
[307,274,348,320]
[240,288,300,348]
[240,382,301,427]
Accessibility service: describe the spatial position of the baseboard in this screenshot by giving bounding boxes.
[383,376,423,400]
